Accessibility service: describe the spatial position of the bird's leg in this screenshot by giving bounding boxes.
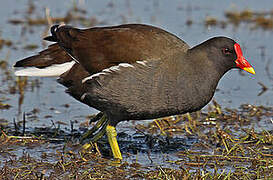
[81,113,107,142]
[89,112,104,124]
[81,113,122,160]
[90,119,109,142]
[106,125,122,160]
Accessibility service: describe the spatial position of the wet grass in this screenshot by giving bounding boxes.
[8,0,100,28]
[205,9,273,30]
[0,102,272,179]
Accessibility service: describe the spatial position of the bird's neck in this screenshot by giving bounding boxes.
[175,49,226,111]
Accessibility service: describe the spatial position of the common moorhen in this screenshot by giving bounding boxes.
[14,24,255,160]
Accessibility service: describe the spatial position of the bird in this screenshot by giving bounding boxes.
[14,24,255,160]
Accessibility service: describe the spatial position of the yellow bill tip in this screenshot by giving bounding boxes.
[243,67,255,75]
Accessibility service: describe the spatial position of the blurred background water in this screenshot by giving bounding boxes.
[0,0,272,129]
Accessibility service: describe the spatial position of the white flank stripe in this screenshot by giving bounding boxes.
[82,62,135,83]
[80,93,87,101]
[108,65,120,72]
[14,61,75,77]
[102,69,111,73]
[82,76,91,83]
[82,72,106,83]
[119,63,134,68]
[136,60,147,66]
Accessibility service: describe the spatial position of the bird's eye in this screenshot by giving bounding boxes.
[222,48,232,55]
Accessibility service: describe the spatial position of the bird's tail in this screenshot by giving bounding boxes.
[13,24,80,77]
[13,43,75,77]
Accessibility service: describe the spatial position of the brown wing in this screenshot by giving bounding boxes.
[49,24,190,74]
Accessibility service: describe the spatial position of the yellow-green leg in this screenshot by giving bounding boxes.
[81,114,109,154]
[90,120,108,142]
[81,114,107,142]
[106,125,122,160]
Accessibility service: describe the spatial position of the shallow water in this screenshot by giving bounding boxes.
[0,0,272,168]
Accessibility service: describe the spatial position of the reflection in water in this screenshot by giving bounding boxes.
[16,76,27,117]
